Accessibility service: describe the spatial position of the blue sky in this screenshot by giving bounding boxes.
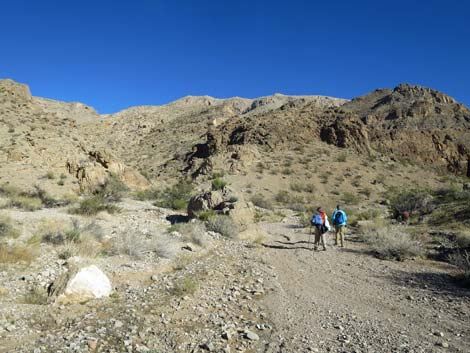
[1,0,469,113]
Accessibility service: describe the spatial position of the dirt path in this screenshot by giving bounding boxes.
[258,217,470,353]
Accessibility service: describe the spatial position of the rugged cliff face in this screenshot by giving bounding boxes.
[319,84,470,172]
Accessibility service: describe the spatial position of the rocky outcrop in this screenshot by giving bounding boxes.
[0,79,32,102]
[188,189,254,226]
[67,149,150,192]
[320,83,470,173]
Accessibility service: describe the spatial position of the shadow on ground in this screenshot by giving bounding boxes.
[166,214,190,224]
[383,268,470,298]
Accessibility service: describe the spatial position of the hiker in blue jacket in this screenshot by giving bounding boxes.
[332,205,347,247]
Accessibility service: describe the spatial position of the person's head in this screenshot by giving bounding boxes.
[336,204,341,210]
[317,206,322,212]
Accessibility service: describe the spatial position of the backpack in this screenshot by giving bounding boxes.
[311,213,323,226]
[334,210,346,226]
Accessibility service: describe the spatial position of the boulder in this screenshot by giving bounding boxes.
[49,264,112,303]
[187,190,224,217]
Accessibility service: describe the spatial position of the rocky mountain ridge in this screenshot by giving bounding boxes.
[1,78,469,194]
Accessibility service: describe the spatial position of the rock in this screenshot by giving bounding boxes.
[87,339,98,351]
[66,149,149,193]
[50,265,112,303]
[244,329,259,341]
[436,341,449,348]
[202,342,215,351]
[187,190,224,217]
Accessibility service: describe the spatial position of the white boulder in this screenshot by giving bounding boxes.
[59,265,112,302]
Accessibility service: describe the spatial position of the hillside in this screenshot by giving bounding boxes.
[0,78,469,353]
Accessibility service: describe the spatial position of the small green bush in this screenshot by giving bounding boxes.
[275,190,291,204]
[70,196,119,216]
[170,276,199,296]
[154,180,193,210]
[196,210,216,221]
[206,215,239,239]
[388,188,434,219]
[211,177,227,191]
[46,171,55,179]
[342,192,360,205]
[8,196,43,211]
[250,194,273,210]
[134,188,161,201]
[96,175,129,202]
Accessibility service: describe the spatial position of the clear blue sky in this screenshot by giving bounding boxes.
[1,0,469,113]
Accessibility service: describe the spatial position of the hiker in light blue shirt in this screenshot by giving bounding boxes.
[332,205,347,247]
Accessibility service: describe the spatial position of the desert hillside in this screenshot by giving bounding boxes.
[0,78,469,353]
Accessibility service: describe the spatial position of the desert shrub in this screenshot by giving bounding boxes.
[30,186,61,207]
[170,276,199,296]
[95,174,129,202]
[290,183,304,192]
[0,244,37,264]
[178,221,209,247]
[359,188,372,198]
[154,180,193,210]
[448,250,470,286]
[134,188,160,201]
[8,195,43,211]
[282,168,293,175]
[250,194,273,210]
[275,190,291,204]
[304,183,316,193]
[22,287,48,305]
[255,162,266,173]
[0,184,20,197]
[342,192,360,205]
[0,215,20,238]
[154,238,178,258]
[70,196,119,216]
[111,229,151,259]
[387,188,433,219]
[288,203,306,212]
[362,225,423,261]
[196,210,216,221]
[336,152,347,162]
[212,177,227,191]
[350,209,381,226]
[46,171,55,179]
[57,180,64,186]
[206,215,239,239]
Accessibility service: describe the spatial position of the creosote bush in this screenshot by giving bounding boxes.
[361,225,423,261]
[206,215,239,239]
[70,196,119,216]
[250,194,273,210]
[95,174,129,202]
[154,180,193,210]
[0,243,38,264]
[0,215,20,238]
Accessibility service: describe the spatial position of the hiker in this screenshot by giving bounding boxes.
[332,205,347,247]
[311,207,329,251]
